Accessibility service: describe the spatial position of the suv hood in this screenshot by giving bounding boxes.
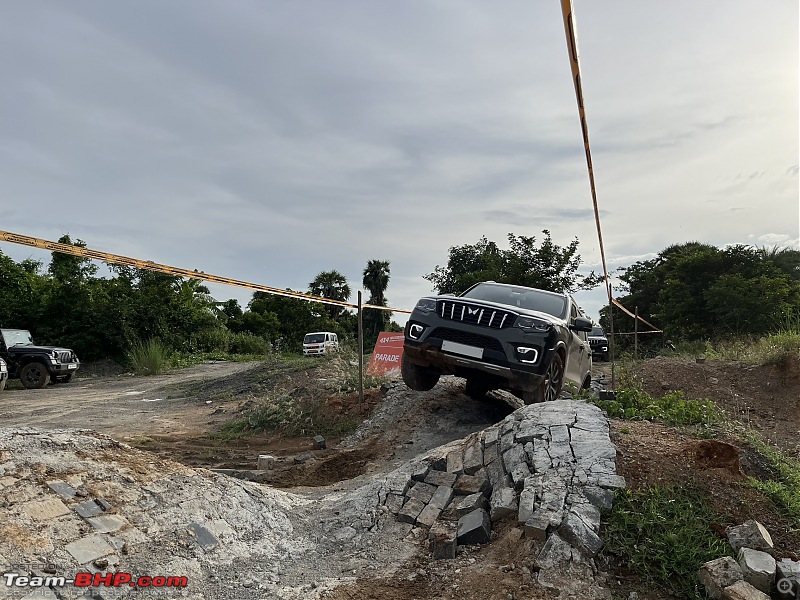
[434,295,565,326]
[8,345,73,354]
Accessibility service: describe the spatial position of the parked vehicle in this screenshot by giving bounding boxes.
[0,328,80,389]
[302,332,340,356]
[0,357,8,391]
[588,325,610,361]
[402,282,593,404]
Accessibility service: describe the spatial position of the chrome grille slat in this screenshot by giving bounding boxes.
[436,300,516,330]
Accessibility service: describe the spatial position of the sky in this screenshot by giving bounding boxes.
[1,1,798,326]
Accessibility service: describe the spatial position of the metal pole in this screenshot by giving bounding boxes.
[634,306,639,360]
[358,291,364,404]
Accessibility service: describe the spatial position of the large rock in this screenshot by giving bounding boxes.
[737,548,776,594]
[457,508,491,545]
[698,556,744,599]
[721,580,771,600]
[726,520,774,553]
[429,521,457,560]
[776,559,800,600]
[557,510,603,557]
[489,487,517,522]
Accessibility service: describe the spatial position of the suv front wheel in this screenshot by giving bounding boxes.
[521,353,564,404]
[401,356,440,392]
[20,362,50,389]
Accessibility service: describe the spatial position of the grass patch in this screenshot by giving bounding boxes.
[127,338,172,375]
[602,486,731,599]
[217,390,358,440]
[325,349,388,394]
[744,434,800,528]
[592,368,720,429]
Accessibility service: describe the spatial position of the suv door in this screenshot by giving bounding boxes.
[566,301,587,385]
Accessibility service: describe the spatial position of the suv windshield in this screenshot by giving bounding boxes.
[461,283,567,319]
[591,326,605,337]
[304,334,326,344]
[1,329,34,347]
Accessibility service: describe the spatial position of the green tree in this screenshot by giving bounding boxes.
[309,270,351,319]
[362,259,391,345]
[424,231,602,295]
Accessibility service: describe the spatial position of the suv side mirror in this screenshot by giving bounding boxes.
[570,316,593,333]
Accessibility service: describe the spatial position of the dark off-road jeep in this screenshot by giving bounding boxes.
[588,325,610,361]
[0,328,80,389]
[402,282,593,404]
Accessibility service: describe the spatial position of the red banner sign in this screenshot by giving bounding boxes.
[367,332,405,377]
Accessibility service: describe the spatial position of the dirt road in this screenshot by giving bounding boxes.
[0,361,258,440]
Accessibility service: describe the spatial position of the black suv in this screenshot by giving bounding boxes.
[0,328,80,389]
[402,282,593,404]
[588,325,610,361]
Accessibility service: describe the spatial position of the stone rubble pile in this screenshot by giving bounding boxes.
[382,399,625,592]
[698,520,800,600]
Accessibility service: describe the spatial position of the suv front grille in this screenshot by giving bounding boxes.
[56,351,74,362]
[436,300,516,330]
[429,328,504,354]
[589,339,605,347]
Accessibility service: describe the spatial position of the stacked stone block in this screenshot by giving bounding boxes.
[383,400,625,565]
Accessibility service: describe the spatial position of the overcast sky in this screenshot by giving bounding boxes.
[1,1,797,325]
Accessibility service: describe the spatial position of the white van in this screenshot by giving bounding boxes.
[302,332,340,356]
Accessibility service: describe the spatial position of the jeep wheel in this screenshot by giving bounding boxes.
[465,378,490,400]
[20,363,49,389]
[401,356,440,392]
[522,353,564,404]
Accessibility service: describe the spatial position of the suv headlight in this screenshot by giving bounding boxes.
[514,316,551,332]
[414,298,437,313]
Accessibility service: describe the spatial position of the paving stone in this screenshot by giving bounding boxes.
[737,548,775,593]
[531,410,576,427]
[515,422,548,443]
[540,487,567,513]
[581,485,614,510]
[87,515,128,533]
[187,522,219,550]
[500,417,516,435]
[483,428,500,448]
[547,441,574,465]
[531,446,551,472]
[457,508,491,545]
[429,486,455,511]
[549,425,570,444]
[453,474,490,497]
[257,455,275,470]
[489,487,517,522]
[429,456,448,471]
[522,509,552,541]
[482,443,499,465]
[726,520,774,553]
[534,532,572,570]
[485,456,511,491]
[558,511,603,557]
[446,450,464,475]
[429,521,457,560]
[721,580,770,600]
[384,493,405,514]
[570,441,616,461]
[74,499,106,519]
[397,498,426,525]
[595,474,626,489]
[407,481,437,503]
[424,470,457,488]
[24,498,70,521]
[570,503,601,534]
[410,463,430,482]
[502,445,527,474]
[500,431,515,455]
[47,480,77,499]
[416,503,442,529]
[65,534,114,564]
[517,487,536,524]
[699,557,744,600]
[569,427,609,443]
[447,493,489,519]
[509,463,532,489]
[462,440,483,475]
[312,435,326,449]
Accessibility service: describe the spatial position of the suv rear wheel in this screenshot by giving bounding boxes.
[20,362,49,389]
[401,356,440,392]
[521,353,564,404]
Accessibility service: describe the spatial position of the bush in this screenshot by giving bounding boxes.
[127,338,172,375]
[229,332,271,355]
[190,328,232,353]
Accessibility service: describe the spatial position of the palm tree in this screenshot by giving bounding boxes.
[309,270,351,319]
[362,260,390,306]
